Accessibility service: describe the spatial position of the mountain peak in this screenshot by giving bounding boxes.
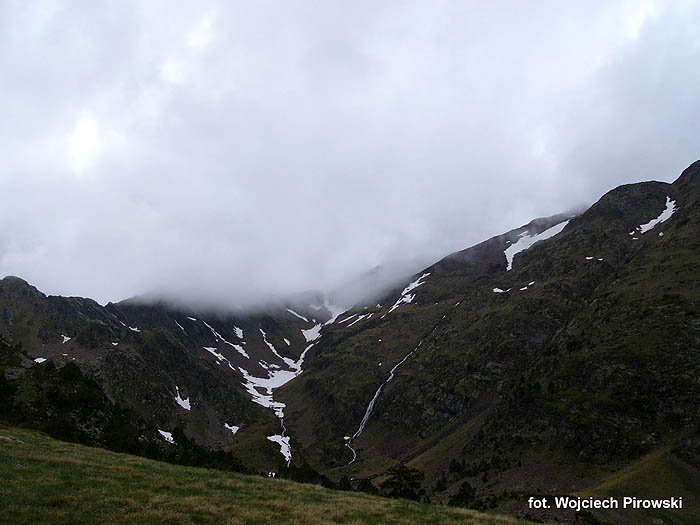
[1,275,30,285]
[673,159,700,191]
[0,275,45,298]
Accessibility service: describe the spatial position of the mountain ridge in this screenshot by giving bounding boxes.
[1,160,699,521]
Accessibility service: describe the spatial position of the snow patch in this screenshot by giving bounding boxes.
[203,319,249,358]
[174,320,186,332]
[286,309,309,322]
[225,423,239,435]
[111,342,118,346]
[237,367,296,417]
[230,344,248,358]
[174,386,191,411]
[518,281,536,291]
[61,335,71,344]
[301,324,323,342]
[187,316,197,321]
[267,434,291,466]
[158,430,174,444]
[204,346,225,360]
[203,347,237,371]
[238,342,316,464]
[635,196,677,234]
[387,273,431,314]
[348,313,373,327]
[233,326,244,339]
[34,357,47,363]
[129,326,141,333]
[504,220,569,271]
[283,338,290,346]
[338,313,357,324]
[260,329,295,367]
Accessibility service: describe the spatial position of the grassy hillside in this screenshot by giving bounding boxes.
[0,425,529,524]
[578,448,700,524]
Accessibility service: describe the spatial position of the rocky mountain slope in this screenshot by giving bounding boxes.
[282,161,699,507]
[2,160,699,521]
[0,279,344,468]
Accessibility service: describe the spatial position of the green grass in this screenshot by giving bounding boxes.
[0,425,531,524]
[579,448,700,524]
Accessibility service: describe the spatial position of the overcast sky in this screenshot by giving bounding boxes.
[1,1,699,307]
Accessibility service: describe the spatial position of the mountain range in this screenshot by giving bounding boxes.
[2,160,699,522]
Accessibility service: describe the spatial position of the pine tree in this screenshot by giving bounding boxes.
[379,465,425,501]
[338,474,352,491]
[448,481,476,507]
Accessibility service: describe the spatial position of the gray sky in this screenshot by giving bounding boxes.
[1,1,699,307]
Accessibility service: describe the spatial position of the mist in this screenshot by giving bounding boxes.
[1,1,699,308]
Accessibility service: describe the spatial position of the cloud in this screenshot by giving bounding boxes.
[67,111,101,173]
[1,1,699,306]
